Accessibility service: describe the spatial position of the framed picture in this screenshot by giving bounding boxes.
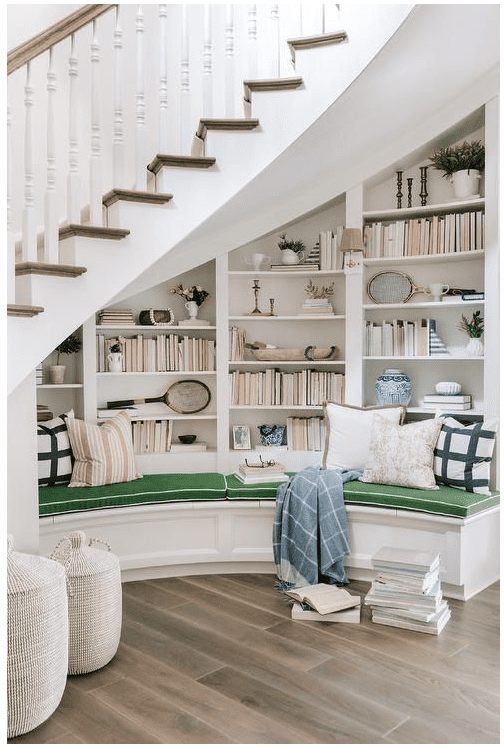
[233,425,251,450]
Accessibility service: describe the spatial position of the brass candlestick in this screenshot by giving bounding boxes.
[407,178,413,208]
[249,279,263,315]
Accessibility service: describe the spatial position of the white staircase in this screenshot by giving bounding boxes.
[10,3,498,394]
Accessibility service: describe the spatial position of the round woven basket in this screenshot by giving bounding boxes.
[50,531,122,675]
[7,535,68,739]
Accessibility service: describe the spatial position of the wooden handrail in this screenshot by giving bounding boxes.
[7,4,116,75]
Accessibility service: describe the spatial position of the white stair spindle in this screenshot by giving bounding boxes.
[180,5,191,154]
[89,21,103,225]
[202,5,213,118]
[224,4,235,118]
[22,61,37,263]
[270,5,280,79]
[44,48,58,263]
[135,5,147,189]
[113,5,125,187]
[7,103,16,301]
[159,4,169,152]
[247,5,258,80]
[67,34,80,223]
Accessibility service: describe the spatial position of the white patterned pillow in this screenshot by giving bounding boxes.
[67,411,142,488]
[323,402,406,470]
[38,410,74,487]
[361,416,444,490]
[434,417,498,494]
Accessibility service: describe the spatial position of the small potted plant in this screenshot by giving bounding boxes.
[107,339,124,373]
[429,140,485,198]
[170,284,210,323]
[49,331,82,383]
[277,233,306,265]
[458,310,484,356]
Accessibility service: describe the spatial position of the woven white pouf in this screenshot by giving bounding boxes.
[51,531,122,674]
[7,534,68,739]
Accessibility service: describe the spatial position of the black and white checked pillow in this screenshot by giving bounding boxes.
[37,411,74,487]
[434,417,497,494]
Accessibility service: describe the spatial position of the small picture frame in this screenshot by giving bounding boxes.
[233,425,251,450]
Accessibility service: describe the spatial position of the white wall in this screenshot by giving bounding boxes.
[7,372,40,554]
[7,4,84,49]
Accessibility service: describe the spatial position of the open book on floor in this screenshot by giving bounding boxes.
[285,583,361,615]
[291,602,361,623]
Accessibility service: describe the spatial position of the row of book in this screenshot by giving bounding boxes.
[132,419,173,453]
[317,227,345,270]
[364,546,451,635]
[229,327,247,362]
[229,369,345,406]
[235,460,289,484]
[363,318,448,357]
[97,308,136,325]
[96,334,215,373]
[363,210,485,258]
[286,416,326,452]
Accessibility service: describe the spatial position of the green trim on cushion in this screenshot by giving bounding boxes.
[39,472,227,516]
[224,473,291,499]
[343,480,500,518]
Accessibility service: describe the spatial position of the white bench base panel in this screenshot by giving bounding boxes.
[39,500,500,601]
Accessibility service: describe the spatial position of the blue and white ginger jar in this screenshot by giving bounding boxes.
[375,369,412,406]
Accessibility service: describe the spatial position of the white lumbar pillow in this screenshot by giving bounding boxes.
[323,402,405,471]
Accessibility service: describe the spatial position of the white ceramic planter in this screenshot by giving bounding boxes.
[451,169,481,198]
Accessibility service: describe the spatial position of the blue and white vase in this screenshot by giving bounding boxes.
[376,369,412,406]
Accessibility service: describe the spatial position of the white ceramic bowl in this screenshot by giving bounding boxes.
[435,381,462,395]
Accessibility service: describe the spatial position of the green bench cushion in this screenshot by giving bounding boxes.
[343,480,500,518]
[39,472,227,516]
[224,473,291,499]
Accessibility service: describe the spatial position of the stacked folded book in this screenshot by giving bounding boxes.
[422,393,472,411]
[365,547,451,635]
[234,460,289,484]
[285,583,361,622]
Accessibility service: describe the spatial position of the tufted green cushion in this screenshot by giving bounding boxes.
[343,480,499,518]
[224,473,291,500]
[39,472,227,516]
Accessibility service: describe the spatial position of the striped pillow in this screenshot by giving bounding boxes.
[67,411,142,488]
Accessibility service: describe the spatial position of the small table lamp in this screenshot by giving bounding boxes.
[339,228,365,268]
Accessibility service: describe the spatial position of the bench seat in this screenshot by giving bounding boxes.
[38,472,499,600]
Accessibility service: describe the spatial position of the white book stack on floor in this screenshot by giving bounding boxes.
[364,547,451,635]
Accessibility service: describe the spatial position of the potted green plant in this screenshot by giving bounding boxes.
[277,233,306,265]
[458,310,484,356]
[429,140,485,198]
[49,331,82,384]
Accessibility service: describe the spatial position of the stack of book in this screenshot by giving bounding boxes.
[269,263,319,272]
[365,547,451,635]
[36,365,43,385]
[422,393,472,411]
[37,404,54,422]
[97,308,135,326]
[285,583,361,623]
[235,461,289,484]
[299,298,334,315]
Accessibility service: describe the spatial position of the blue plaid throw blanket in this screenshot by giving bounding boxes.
[273,466,363,589]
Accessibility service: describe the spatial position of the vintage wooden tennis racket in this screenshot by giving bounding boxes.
[367,271,430,304]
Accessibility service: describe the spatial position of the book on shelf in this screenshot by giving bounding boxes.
[423,394,471,403]
[132,419,173,453]
[37,404,54,421]
[170,442,207,452]
[285,583,361,615]
[423,400,472,410]
[291,601,361,623]
[461,292,484,301]
[96,332,215,373]
[269,263,320,271]
[98,307,135,325]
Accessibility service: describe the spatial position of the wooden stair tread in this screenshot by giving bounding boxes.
[15,262,87,278]
[103,189,173,207]
[288,30,347,50]
[7,303,44,317]
[148,154,216,174]
[243,77,303,101]
[58,224,130,240]
[196,118,260,140]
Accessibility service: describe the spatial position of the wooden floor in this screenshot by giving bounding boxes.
[9,574,499,744]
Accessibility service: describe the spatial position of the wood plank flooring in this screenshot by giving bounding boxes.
[8,575,499,744]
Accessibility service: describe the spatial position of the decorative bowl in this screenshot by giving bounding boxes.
[178,434,197,444]
[435,381,462,395]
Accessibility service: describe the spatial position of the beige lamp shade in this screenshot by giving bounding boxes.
[339,228,365,252]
